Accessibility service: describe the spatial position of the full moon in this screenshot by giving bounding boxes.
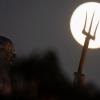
[70,2,100,49]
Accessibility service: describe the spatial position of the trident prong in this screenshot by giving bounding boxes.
[82,12,87,34]
[92,20,100,40]
[82,12,99,40]
[88,11,95,34]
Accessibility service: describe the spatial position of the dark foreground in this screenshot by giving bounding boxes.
[0,51,100,100]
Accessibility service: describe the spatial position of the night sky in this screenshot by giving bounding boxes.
[0,0,100,88]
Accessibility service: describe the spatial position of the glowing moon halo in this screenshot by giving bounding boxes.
[70,2,100,49]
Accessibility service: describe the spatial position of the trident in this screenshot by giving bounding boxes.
[74,12,100,87]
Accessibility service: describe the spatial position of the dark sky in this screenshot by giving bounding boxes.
[0,0,100,87]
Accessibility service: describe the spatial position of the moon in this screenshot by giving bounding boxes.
[70,2,100,49]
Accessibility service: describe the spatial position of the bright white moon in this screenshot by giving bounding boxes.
[70,2,100,49]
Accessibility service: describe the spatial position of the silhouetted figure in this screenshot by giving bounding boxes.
[0,36,16,65]
[0,36,16,97]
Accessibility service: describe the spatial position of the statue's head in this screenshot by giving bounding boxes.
[0,36,16,65]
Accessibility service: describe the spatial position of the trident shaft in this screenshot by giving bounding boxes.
[78,12,99,75]
[74,12,99,87]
